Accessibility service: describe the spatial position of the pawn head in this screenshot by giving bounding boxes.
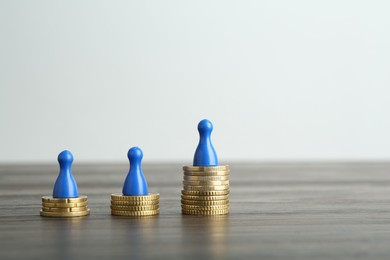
[127,147,143,164]
[198,119,213,135]
[58,150,73,168]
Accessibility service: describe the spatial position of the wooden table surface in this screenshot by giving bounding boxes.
[1,162,390,260]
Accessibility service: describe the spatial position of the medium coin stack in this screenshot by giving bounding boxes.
[111,193,160,216]
[40,195,90,217]
[181,165,230,215]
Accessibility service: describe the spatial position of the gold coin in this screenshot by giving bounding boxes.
[182,208,229,215]
[111,209,159,216]
[110,204,159,211]
[182,190,230,196]
[110,200,159,206]
[183,169,230,173]
[40,209,90,217]
[181,194,229,201]
[42,206,88,212]
[183,180,229,186]
[183,171,230,176]
[181,204,229,210]
[183,175,230,181]
[181,199,229,206]
[111,193,160,201]
[183,185,230,191]
[183,166,230,171]
[42,195,88,203]
[42,201,88,208]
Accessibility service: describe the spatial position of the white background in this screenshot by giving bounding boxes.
[1,1,389,163]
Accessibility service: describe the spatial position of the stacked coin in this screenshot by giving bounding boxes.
[111,193,160,216]
[181,165,230,215]
[40,195,90,217]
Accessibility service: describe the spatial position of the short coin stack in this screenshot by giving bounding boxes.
[111,193,160,217]
[181,165,230,215]
[40,195,90,217]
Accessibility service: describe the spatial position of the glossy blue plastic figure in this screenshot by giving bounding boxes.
[193,119,219,166]
[122,147,149,196]
[53,150,79,198]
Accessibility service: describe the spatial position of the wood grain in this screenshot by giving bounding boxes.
[1,162,390,260]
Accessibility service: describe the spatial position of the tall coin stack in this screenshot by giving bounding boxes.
[181,165,230,215]
[111,193,160,216]
[40,195,90,217]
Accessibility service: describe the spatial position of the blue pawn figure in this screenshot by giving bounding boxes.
[122,147,149,196]
[53,150,79,198]
[193,119,219,166]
